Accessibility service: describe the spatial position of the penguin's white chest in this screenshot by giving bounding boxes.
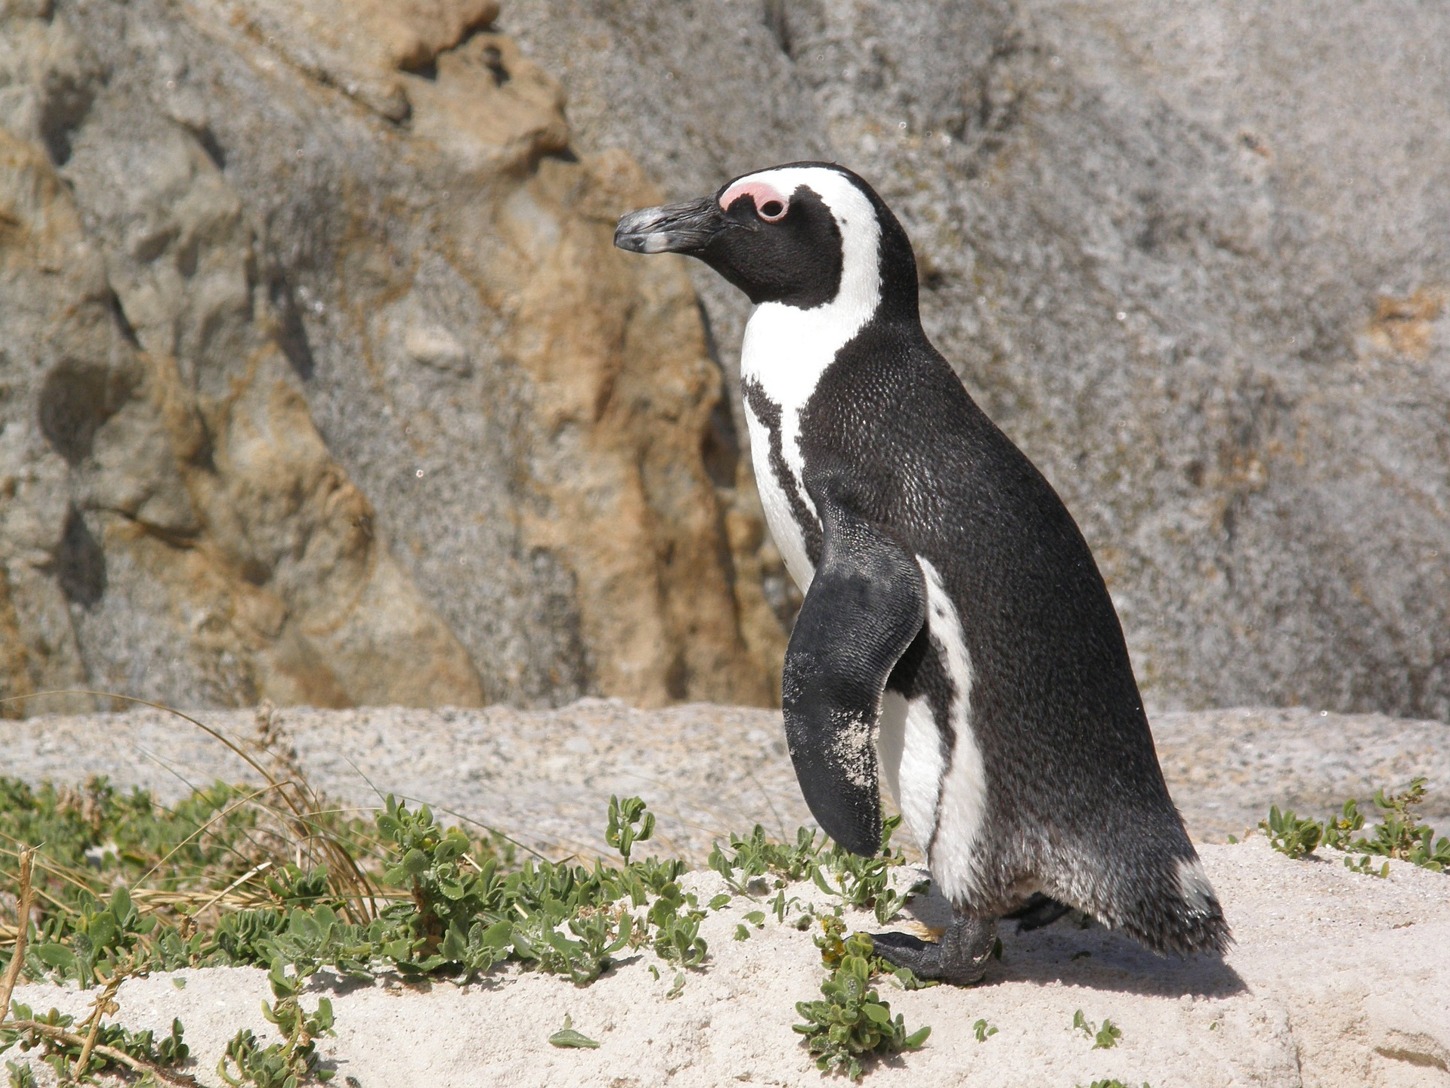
[741,397,816,590]
[739,298,876,591]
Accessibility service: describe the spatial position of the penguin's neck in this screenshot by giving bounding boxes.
[740,220,886,401]
[740,300,868,410]
[740,245,922,409]
[736,207,922,592]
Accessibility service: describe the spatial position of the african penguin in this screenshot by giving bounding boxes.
[614,162,1230,984]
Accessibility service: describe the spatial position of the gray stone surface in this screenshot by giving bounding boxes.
[2,0,1449,721]
[4,701,1447,859]
[503,0,1450,720]
[0,0,782,716]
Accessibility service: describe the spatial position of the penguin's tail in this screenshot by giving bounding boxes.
[1114,852,1232,958]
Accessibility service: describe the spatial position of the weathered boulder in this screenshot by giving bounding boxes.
[5,0,1449,720]
[500,0,1450,719]
[6,701,1450,859]
[0,0,783,715]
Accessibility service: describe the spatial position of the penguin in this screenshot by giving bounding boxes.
[614,162,1230,984]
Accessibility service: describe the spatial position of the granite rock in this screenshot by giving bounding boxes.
[500,0,1450,720]
[4,0,1450,720]
[0,0,782,715]
[6,701,1448,858]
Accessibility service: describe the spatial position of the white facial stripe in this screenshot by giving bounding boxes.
[736,164,883,337]
[737,166,883,592]
[916,556,987,904]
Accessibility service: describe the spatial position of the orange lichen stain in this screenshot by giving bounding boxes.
[1366,288,1446,360]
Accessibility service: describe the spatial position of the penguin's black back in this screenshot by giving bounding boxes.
[799,309,1210,948]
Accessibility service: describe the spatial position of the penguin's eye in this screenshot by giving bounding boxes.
[757,198,787,222]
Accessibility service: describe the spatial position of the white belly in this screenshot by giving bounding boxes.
[878,689,946,851]
[880,557,989,905]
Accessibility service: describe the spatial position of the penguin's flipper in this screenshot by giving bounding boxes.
[783,497,926,857]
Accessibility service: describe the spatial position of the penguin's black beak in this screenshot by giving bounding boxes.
[614,197,730,255]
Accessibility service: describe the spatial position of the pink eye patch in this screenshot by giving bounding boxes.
[719,179,790,221]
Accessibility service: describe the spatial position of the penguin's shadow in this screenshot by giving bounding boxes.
[894,882,1247,999]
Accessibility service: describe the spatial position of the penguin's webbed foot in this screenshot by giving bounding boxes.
[870,912,997,986]
[1005,892,1073,932]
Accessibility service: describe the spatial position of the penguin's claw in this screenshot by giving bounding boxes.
[870,914,997,986]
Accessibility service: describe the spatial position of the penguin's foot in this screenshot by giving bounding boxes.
[1005,892,1072,932]
[870,912,997,986]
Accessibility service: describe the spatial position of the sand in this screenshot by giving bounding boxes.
[3,701,1449,1086]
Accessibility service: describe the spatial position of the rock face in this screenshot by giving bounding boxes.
[501,0,1450,720]
[0,0,782,715]
[4,0,1449,721]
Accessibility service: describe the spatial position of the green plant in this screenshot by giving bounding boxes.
[793,932,930,1080]
[1352,780,1450,870]
[708,815,925,926]
[769,888,805,925]
[605,795,655,866]
[1318,797,1366,849]
[708,825,824,893]
[1261,779,1449,874]
[645,881,708,968]
[805,816,924,924]
[372,796,649,983]
[0,1001,191,1085]
[218,961,333,1088]
[815,914,925,991]
[1,753,396,989]
[1072,1009,1122,1049]
[548,1014,600,1049]
[1261,806,1322,859]
[0,787,699,995]
[973,1018,997,1041]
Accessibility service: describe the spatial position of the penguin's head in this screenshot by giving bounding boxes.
[615,161,918,317]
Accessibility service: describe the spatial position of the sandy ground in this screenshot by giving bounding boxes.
[6,840,1449,1087]
[3,701,1449,1086]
